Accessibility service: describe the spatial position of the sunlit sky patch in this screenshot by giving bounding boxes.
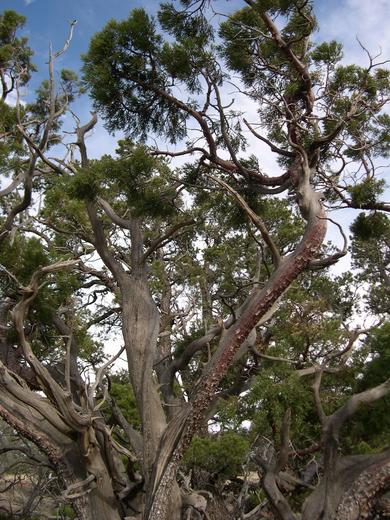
[2,0,389,273]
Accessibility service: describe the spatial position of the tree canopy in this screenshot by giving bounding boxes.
[0,2,389,520]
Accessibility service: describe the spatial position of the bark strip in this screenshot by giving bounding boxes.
[145,187,327,519]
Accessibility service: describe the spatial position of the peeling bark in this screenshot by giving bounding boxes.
[302,450,390,520]
[145,185,327,519]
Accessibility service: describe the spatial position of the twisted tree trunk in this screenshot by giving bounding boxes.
[145,180,327,519]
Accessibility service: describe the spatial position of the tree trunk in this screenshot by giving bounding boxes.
[121,277,182,519]
[302,450,390,520]
[121,277,167,479]
[144,183,327,519]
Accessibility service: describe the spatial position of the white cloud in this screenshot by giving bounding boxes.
[24,0,36,5]
[318,0,390,65]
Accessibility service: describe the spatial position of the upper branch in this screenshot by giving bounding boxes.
[253,6,314,114]
[206,173,281,266]
[142,220,196,263]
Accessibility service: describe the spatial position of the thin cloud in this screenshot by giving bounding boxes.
[319,0,390,66]
[24,0,36,5]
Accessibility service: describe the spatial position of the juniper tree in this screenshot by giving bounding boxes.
[0,2,389,520]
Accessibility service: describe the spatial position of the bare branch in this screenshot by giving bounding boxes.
[10,260,91,431]
[206,173,281,266]
[89,346,126,403]
[244,119,294,157]
[97,197,133,230]
[308,217,348,269]
[142,220,196,262]
[53,19,77,59]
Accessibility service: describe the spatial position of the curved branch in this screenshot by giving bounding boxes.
[10,260,91,431]
[0,172,27,198]
[150,146,208,159]
[308,217,348,269]
[329,378,390,436]
[243,119,294,157]
[97,197,133,230]
[142,220,196,262]
[206,174,281,266]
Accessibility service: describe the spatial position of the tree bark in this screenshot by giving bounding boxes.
[145,183,327,519]
[121,277,167,483]
[302,450,390,520]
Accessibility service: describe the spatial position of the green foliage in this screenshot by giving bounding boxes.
[370,113,390,158]
[0,10,26,43]
[60,68,85,100]
[268,271,351,355]
[348,178,385,207]
[82,6,216,141]
[350,211,389,313]
[105,371,141,428]
[220,1,315,87]
[42,174,91,233]
[0,100,26,174]
[311,40,343,65]
[183,431,249,478]
[66,141,177,218]
[0,99,19,135]
[330,65,370,93]
[360,324,390,387]
[219,8,270,85]
[158,3,213,44]
[351,211,389,240]
[0,229,103,363]
[0,10,35,88]
[247,365,315,440]
[67,165,101,201]
[82,11,182,140]
[344,323,390,450]
[56,504,76,519]
[0,235,49,286]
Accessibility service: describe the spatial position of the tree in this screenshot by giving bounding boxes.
[0,10,34,102]
[0,2,389,520]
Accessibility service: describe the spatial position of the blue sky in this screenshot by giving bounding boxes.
[1,0,388,307]
[3,0,160,92]
[4,0,390,90]
[2,0,390,163]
